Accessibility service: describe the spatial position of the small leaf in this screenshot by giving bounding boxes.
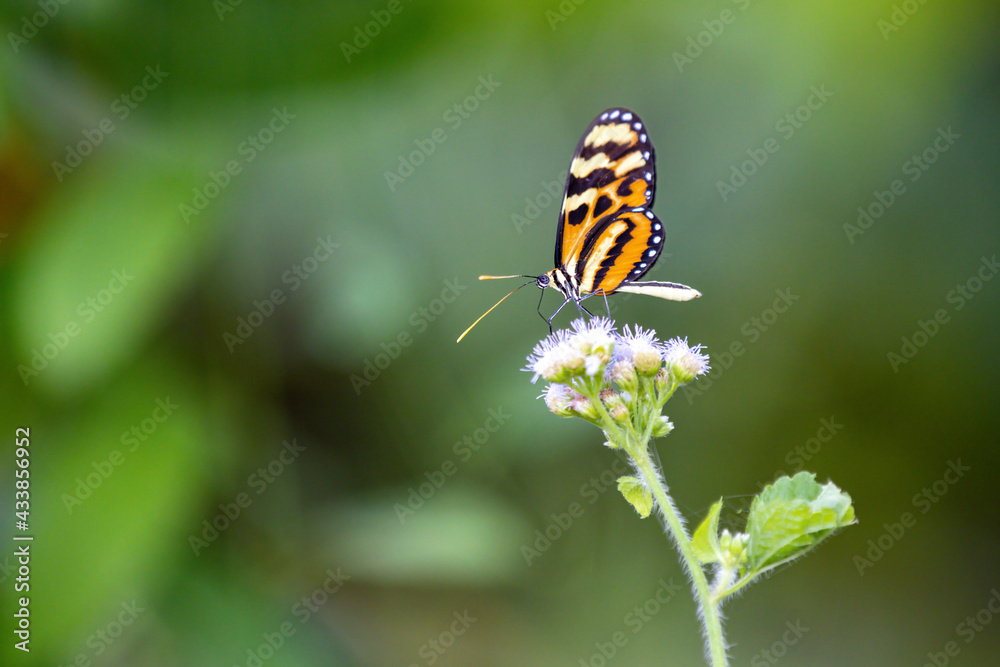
[746,472,856,571]
[617,476,653,518]
[692,499,724,564]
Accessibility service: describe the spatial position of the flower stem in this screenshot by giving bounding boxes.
[575,380,727,665]
[631,451,728,667]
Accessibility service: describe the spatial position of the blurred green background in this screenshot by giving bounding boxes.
[1,1,998,665]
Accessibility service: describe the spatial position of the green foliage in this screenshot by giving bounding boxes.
[746,472,856,571]
[692,499,749,573]
[617,475,653,518]
[692,499,724,564]
[690,474,856,609]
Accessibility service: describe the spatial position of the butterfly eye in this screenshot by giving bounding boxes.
[536,274,550,288]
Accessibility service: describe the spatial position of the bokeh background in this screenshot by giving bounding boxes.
[1,1,998,665]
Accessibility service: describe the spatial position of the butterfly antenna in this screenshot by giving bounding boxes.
[457,279,535,342]
[478,274,536,280]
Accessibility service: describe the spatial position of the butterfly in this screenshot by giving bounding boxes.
[458,107,700,342]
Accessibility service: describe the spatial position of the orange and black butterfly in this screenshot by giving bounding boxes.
[458,108,700,342]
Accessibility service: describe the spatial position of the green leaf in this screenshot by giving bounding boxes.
[746,472,856,571]
[617,476,653,518]
[692,499,724,564]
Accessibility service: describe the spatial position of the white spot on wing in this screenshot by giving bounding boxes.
[640,133,647,142]
[653,235,661,243]
[622,112,633,121]
[609,110,620,119]
[633,122,642,130]
[652,223,661,231]
[648,249,656,257]
[645,211,654,219]
[601,112,608,120]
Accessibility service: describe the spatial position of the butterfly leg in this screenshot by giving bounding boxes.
[536,289,552,333]
[575,291,604,319]
[546,296,574,332]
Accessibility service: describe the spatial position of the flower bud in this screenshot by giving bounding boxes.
[719,529,749,568]
[654,367,671,393]
[574,334,613,361]
[720,529,733,551]
[607,360,637,389]
[529,345,572,383]
[600,389,628,420]
[631,338,663,377]
[652,416,674,438]
[609,403,629,422]
[570,395,599,421]
[526,329,585,383]
[543,384,577,417]
[569,318,616,366]
[563,349,587,376]
[663,338,710,385]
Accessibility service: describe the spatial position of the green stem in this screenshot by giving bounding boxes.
[713,555,797,603]
[632,450,728,667]
[641,376,677,444]
[714,571,754,603]
[711,563,737,599]
[576,378,726,666]
[575,378,625,444]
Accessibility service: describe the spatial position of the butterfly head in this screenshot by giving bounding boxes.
[535,273,550,290]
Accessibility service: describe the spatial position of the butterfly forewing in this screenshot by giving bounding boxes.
[555,108,656,277]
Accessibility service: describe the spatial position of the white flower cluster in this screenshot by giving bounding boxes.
[525,318,709,424]
[526,317,615,384]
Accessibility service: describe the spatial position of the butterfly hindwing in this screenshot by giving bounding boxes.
[555,108,656,277]
[577,207,665,295]
[615,280,701,301]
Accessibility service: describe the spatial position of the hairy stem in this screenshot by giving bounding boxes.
[631,450,728,667]
[576,380,727,666]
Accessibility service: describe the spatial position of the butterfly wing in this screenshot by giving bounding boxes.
[615,280,701,301]
[574,202,700,302]
[578,206,701,301]
[555,108,656,277]
[576,207,665,294]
